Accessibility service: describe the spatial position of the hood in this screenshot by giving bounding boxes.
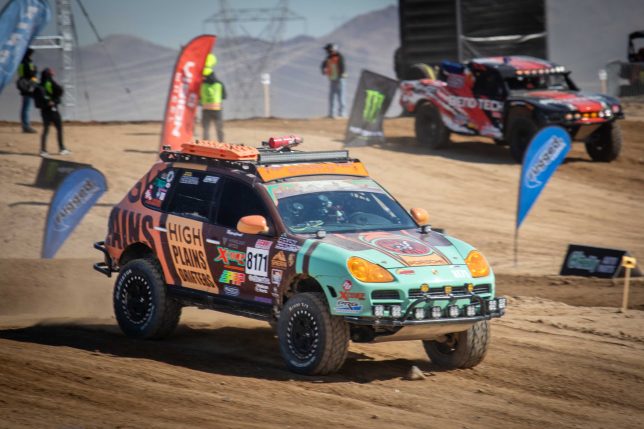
[518,90,615,112]
[318,230,467,269]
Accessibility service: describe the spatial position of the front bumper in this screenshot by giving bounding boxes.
[345,293,506,327]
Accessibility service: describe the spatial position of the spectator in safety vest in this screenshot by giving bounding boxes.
[34,68,69,156]
[17,48,38,133]
[200,53,226,142]
[320,43,347,118]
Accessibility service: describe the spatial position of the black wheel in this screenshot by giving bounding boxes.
[114,258,182,339]
[507,116,538,163]
[415,103,451,149]
[585,121,622,162]
[278,292,349,375]
[422,320,490,369]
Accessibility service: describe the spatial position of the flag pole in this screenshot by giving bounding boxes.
[514,227,518,267]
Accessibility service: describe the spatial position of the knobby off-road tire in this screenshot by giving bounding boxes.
[585,121,622,162]
[114,258,182,339]
[507,116,538,163]
[415,103,451,149]
[278,292,349,375]
[422,320,490,369]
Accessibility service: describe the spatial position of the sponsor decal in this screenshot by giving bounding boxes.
[105,208,155,251]
[271,251,288,269]
[246,247,269,276]
[396,269,415,275]
[167,218,217,290]
[254,283,269,294]
[214,246,246,266]
[255,239,273,250]
[567,251,600,272]
[223,285,240,297]
[446,95,503,112]
[358,232,449,266]
[335,300,363,314]
[342,280,352,291]
[525,135,567,189]
[203,175,219,184]
[339,291,365,301]
[226,229,243,237]
[249,275,270,285]
[363,89,385,123]
[219,270,245,286]
[179,172,199,185]
[275,235,301,252]
[451,268,469,279]
[222,237,245,249]
[271,269,283,285]
[254,296,272,304]
[447,74,464,89]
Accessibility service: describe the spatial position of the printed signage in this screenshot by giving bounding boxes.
[34,157,92,189]
[42,167,107,258]
[345,69,398,147]
[516,126,571,229]
[0,0,51,93]
[560,244,640,279]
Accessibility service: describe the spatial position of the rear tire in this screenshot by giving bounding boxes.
[113,258,182,339]
[278,292,349,375]
[415,103,451,149]
[507,116,538,163]
[585,121,622,162]
[423,320,490,369]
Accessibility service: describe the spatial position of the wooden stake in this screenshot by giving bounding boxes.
[620,256,637,312]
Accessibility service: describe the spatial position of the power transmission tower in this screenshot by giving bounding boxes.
[204,0,305,118]
[31,0,77,118]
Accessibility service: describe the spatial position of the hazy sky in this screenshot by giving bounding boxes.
[1,0,396,48]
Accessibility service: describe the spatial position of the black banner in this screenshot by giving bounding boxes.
[345,70,398,147]
[34,157,92,189]
[560,244,641,278]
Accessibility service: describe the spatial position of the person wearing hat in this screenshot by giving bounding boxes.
[17,48,38,133]
[200,53,226,141]
[320,43,347,118]
[34,68,69,156]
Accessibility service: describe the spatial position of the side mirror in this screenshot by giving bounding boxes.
[237,215,269,235]
[410,208,429,226]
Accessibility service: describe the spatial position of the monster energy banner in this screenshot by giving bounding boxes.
[345,70,398,146]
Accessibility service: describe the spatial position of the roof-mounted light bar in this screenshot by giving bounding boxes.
[257,150,350,165]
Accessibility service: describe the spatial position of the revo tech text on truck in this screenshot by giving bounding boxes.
[400,56,624,162]
[94,139,506,375]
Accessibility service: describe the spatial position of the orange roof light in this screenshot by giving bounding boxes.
[181,140,259,161]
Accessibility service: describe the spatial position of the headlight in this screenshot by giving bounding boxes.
[611,104,620,113]
[465,250,490,278]
[347,256,394,283]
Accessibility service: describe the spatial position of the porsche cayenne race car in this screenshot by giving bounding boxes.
[94,138,505,375]
[400,56,625,163]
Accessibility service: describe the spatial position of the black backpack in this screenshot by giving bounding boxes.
[32,85,46,109]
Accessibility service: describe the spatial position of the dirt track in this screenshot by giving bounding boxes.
[0,115,643,428]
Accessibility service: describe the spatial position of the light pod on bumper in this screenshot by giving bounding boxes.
[431,306,442,319]
[488,300,498,312]
[414,307,425,320]
[466,305,476,317]
[498,297,507,310]
[390,305,402,318]
[373,305,384,317]
[448,305,459,318]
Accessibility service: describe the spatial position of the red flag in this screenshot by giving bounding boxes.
[160,34,216,152]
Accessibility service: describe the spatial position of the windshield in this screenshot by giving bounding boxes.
[505,73,570,92]
[265,178,417,234]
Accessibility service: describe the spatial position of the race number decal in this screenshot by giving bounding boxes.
[246,247,269,276]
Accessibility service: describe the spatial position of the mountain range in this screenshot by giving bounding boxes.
[0,5,399,121]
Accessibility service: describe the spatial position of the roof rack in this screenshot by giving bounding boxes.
[159,139,365,181]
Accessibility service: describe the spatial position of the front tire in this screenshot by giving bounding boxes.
[113,258,182,339]
[585,121,622,162]
[415,103,451,149]
[422,320,490,369]
[507,116,538,163]
[277,292,349,375]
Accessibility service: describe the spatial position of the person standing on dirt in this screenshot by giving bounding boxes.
[200,53,226,142]
[320,43,347,118]
[34,68,69,156]
[17,48,38,133]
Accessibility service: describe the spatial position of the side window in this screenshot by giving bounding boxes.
[165,170,221,221]
[143,167,175,209]
[217,179,272,231]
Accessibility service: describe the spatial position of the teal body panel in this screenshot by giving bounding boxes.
[299,231,495,317]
